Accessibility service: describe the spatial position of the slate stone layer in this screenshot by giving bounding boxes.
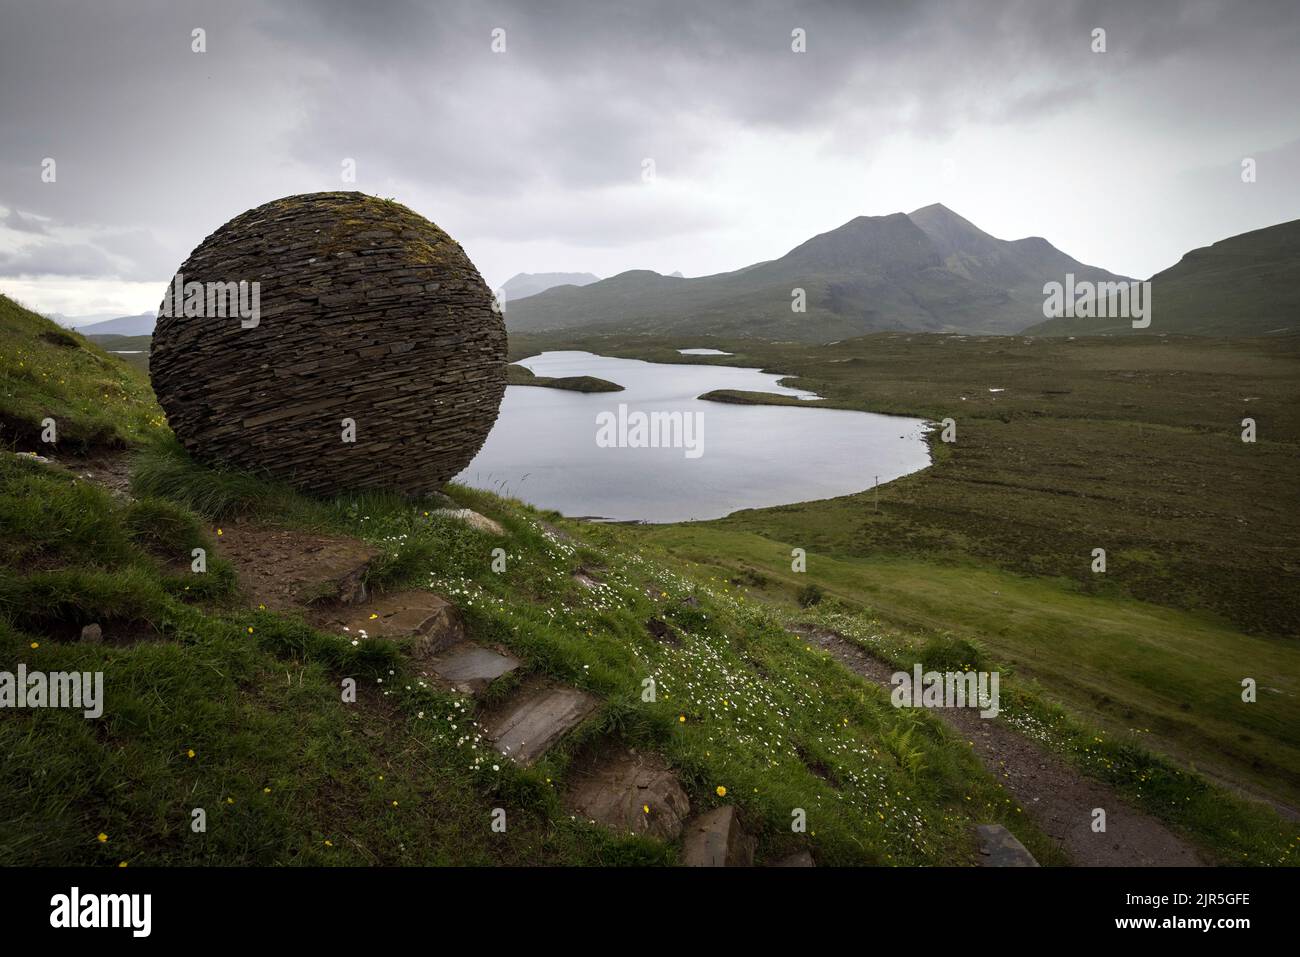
[150,191,506,497]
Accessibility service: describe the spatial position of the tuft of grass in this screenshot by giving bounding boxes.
[918,635,989,673]
[123,496,210,554]
[130,436,309,522]
[796,582,824,608]
[0,565,171,639]
[0,453,135,567]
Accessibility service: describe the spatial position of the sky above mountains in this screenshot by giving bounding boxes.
[1,0,1297,318]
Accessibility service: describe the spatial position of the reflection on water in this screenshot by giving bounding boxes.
[456,351,930,523]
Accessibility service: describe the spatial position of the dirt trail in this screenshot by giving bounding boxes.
[48,452,135,498]
[790,624,1207,867]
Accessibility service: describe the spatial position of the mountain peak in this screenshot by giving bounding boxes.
[909,202,958,217]
[908,202,986,234]
[777,212,939,272]
[907,204,1007,263]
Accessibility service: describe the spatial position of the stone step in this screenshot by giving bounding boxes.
[565,749,691,841]
[428,642,521,695]
[975,824,1040,867]
[314,590,463,658]
[485,682,598,766]
[681,806,755,867]
[215,523,380,610]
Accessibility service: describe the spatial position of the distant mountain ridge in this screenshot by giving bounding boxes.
[501,272,599,301]
[56,312,155,336]
[505,204,1130,341]
[1026,218,1300,337]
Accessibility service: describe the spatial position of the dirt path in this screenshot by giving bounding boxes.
[790,624,1207,866]
[54,452,135,499]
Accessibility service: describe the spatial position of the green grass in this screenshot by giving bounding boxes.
[0,295,163,451]
[795,606,1299,866]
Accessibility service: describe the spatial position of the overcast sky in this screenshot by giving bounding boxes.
[1,0,1297,319]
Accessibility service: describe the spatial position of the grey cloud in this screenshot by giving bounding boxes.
[0,0,1297,297]
[2,208,50,234]
[0,242,118,278]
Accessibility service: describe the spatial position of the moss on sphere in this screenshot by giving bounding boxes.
[150,192,506,497]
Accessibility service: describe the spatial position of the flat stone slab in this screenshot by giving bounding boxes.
[565,750,690,841]
[486,683,598,766]
[315,590,463,657]
[215,523,380,611]
[681,806,755,867]
[429,642,520,695]
[975,824,1040,867]
[432,508,504,536]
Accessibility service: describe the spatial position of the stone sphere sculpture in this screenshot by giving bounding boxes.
[150,192,506,497]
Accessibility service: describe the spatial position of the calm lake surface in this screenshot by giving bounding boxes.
[455,351,930,523]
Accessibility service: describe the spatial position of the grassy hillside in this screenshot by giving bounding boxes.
[85,333,151,374]
[0,295,160,451]
[2,294,1295,866]
[1028,219,1300,337]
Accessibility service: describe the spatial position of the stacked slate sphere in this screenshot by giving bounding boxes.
[150,192,506,497]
